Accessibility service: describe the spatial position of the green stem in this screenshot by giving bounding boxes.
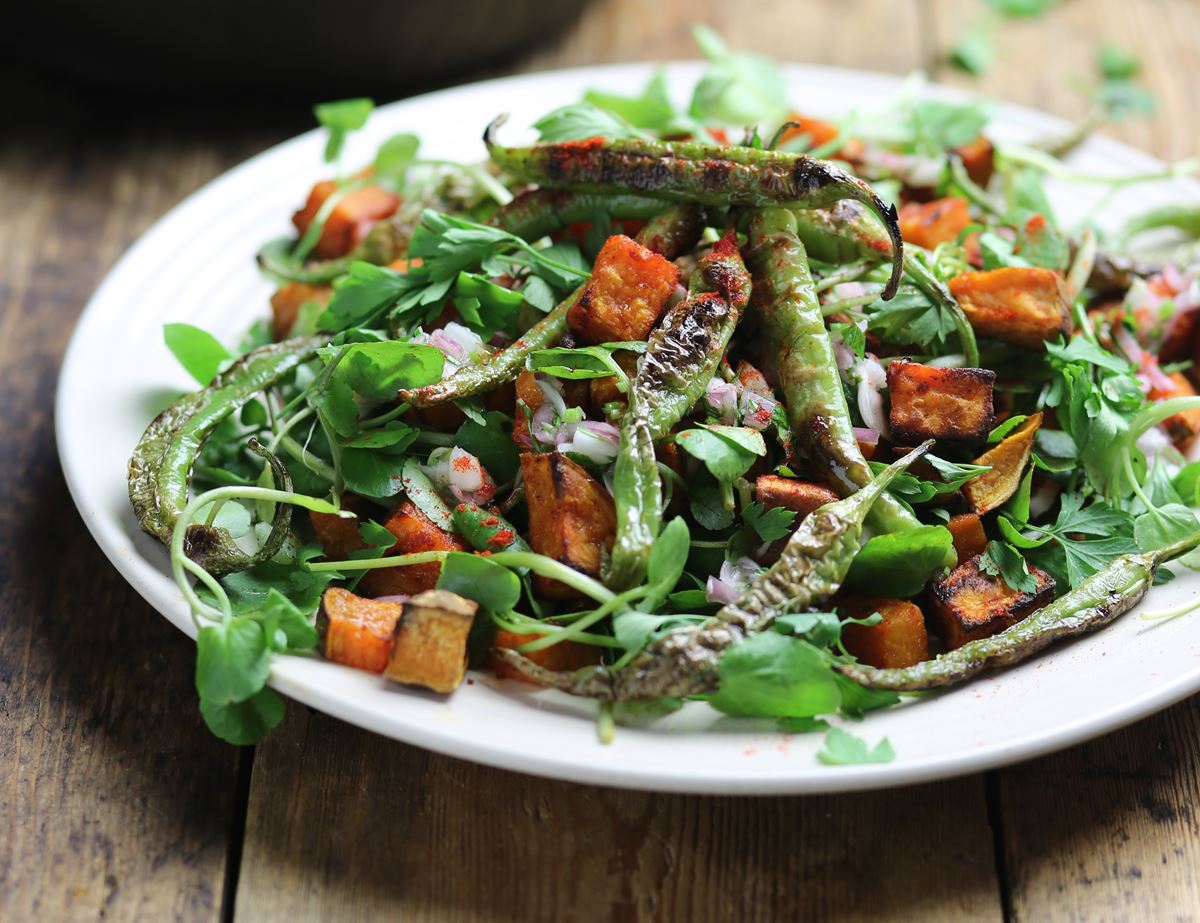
[306,550,449,573]
[515,587,648,653]
[487,551,617,603]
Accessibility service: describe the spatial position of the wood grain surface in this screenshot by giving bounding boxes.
[1,1,1197,920]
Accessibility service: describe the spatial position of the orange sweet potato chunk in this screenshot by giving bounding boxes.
[946,513,988,565]
[321,587,403,674]
[886,359,996,444]
[567,234,680,344]
[962,412,1042,514]
[270,282,331,341]
[488,630,604,684]
[839,596,930,669]
[754,475,839,518]
[949,267,1073,349]
[954,135,995,187]
[520,452,616,599]
[898,197,971,250]
[292,180,400,260]
[927,553,1055,649]
[358,500,467,598]
[384,590,477,693]
[1150,371,1200,450]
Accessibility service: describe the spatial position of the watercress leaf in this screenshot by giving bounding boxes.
[533,101,650,142]
[529,346,627,383]
[1172,460,1200,506]
[710,634,842,719]
[743,501,797,542]
[1098,43,1141,80]
[1016,214,1069,271]
[195,617,271,705]
[690,482,735,530]
[437,551,520,613]
[830,321,867,359]
[1046,337,1130,375]
[1034,427,1078,461]
[986,0,1057,16]
[689,23,789,126]
[245,588,319,652]
[200,687,285,746]
[950,26,994,76]
[343,422,418,452]
[979,539,1038,593]
[1134,503,1199,553]
[314,97,374,162]
[979,230,1028,270]
[336,341,445,401]
[210,545,338,616]
[909,98,993,151]
[834,674,901,718]
[164,323,232,386]
[844,526,954,596]
[817,726,895,765]
[373,132,420,180]
[777,716,831,733]
[613,610,706,653]
[646,517,691,601]
[313,376,360,438]
[676,429,758,482]
[521,275,558,313]
[583,70,694,135]
[773,611,842,647]
[341,448,404,498]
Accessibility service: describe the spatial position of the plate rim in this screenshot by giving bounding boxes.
[55,59,1200,794]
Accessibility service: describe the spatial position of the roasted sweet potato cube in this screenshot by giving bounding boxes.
[310,493,376,561]
[963,413,1042,514]
[358,500,467,598]
[520,452,616,599]
[270,282,331,341]
[384,589,477,693]
[755,475,839,518]
[567,234,680,344]
[487,630,604,685]
[946,513,988,565]
[899,197,971,251]
[1149,371,1200,449]
[292,180,400,260]
[886,359,996,444]
[949,267,1073,349]
[954,135,995,187]
[839,596,930,669]
[927,553,1055,649]
[320,587,402,674]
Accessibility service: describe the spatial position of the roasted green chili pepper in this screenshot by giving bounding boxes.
[837,533,1200,691]
[494,443,932,699]
[452,502,531,554]
[793,201,980,367]
[484,118,904,299]
[401,204,703,408]
[128,336,324,574]
[744,208,927,542]
[607,231,751,589]
[486,188,676,241]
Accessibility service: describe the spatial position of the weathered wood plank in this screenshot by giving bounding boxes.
[234,4,1001,921]
[928,2,1200,920]
[0,81,297,921]
[235,706,1001,923]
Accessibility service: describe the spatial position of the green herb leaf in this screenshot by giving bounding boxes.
[533,101,650,142]
[980,539,1038,593]
[676,427,761,482]
[373,132,420,181]
[528,346,629,384]
[710,634,842,719]
[690,482,735,531]
[200,687,285,745]
[844,526,954,596]
[950,26,995,76]
[743,501,797,542]
[454,412,519,485]
[195,617,271,705]
[164,323,232,386]
[817,727,895,765]
[689,23,789,126]
[314,97,375,163]
[332,341,445,401]
[341,448,403,498]
[437,552,520,613]
[1098,44,1141,80]
[646,517,691,604]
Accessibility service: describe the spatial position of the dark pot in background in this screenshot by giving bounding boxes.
[6,0,592,97]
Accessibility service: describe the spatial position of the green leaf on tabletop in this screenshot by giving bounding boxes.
[844,526,954,596]
[314,97,374,163]
[437,552,521,613]
[743,502,797,543]
[817,727,895,765]
[195,617,271,705]
[985,0,1056,16]
[709,634,842,719]
[979,539,1038,593]
[1098,44,1141,80]
[200,688,285,746]
[164,323,232,386]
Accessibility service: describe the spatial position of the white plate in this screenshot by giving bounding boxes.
[57,63,1200,794]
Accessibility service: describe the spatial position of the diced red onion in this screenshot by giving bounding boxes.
[832,281,867,299]
[706,378,740,423]
[705,576,741,605]
[373,594,410,604]
[854,356,889,438]
[1163,261,1187,294]
[833,341,855,373]
[1142,354,1176,395]
[852,426,880,446]
[536,377,567,417]
[559,421,620,465]
[740,390,777,431]
[531,402,558,444]
[1113,324,1144,364]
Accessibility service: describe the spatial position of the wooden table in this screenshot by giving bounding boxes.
[3,1,1199,919]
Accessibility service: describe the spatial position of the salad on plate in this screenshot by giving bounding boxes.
[127,29,1200,758]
